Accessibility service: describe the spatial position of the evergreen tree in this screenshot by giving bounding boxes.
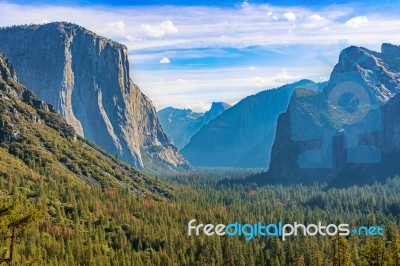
[331,235,351,266]
[0,198,43,265]
[362,237,387,266]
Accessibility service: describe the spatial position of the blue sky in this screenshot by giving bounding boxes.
[6,0,398,7]
[1,0,400,111]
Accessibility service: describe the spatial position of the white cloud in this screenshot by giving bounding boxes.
[249,76,267,87]
[107,20,125,32]
[159,57,171,64]
[0,3,399,110]
[267,11,279,21]
[346,16,368,28]
[184,102,210,112]
[141,20,178,38]
[133,66,328,112]
[308,14,324,22]
[241,1,250,9]
[0,3,394,53]
[284,12,296,22]
[273,69,301,84]
[246,69,303,88]
[100,20,133,40]
[303,14,327,28]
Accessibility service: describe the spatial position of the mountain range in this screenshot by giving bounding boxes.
[157,102,231,149]
[0,22,189,172]
[269,43,400,185]
[2,22,399,186]
[181,80,325,168]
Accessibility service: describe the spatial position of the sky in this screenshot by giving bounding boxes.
[1,0,400,112]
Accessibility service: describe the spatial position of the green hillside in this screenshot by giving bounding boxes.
[0,52,173,265]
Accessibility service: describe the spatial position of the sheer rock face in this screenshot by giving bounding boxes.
[269,44,400,185]
[0,22,190,170]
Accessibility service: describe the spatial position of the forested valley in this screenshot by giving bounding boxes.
[1,165,400,265]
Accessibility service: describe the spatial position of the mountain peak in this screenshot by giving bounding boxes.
[337,45,376,69]
[1,22,128,51]
[210,101,232,110]
[329,44,400,104]
[157,102,230,149]
[202,101,231,123]
[207,101,231,115]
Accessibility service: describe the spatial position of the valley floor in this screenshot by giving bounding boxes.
[2,168,400,265]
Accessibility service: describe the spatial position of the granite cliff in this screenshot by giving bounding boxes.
[0,22,189,171]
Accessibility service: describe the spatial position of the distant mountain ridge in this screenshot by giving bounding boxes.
[181,80,325,168]
[158,102,231,149]
[269,43,400,185]
[0,22,190,171]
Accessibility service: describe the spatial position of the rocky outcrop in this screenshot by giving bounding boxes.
[0,51,16,81]
[181,80,324,168]
[202,102,232,124]
[158,102,231,149]
[0,22,190,171]
[269,43,400,185]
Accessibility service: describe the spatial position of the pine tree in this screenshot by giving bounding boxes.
[0,198,43,265]
[362,236,387,266]
[331,235,351,266]
[390,235,400,266]
[309,238,323,266]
